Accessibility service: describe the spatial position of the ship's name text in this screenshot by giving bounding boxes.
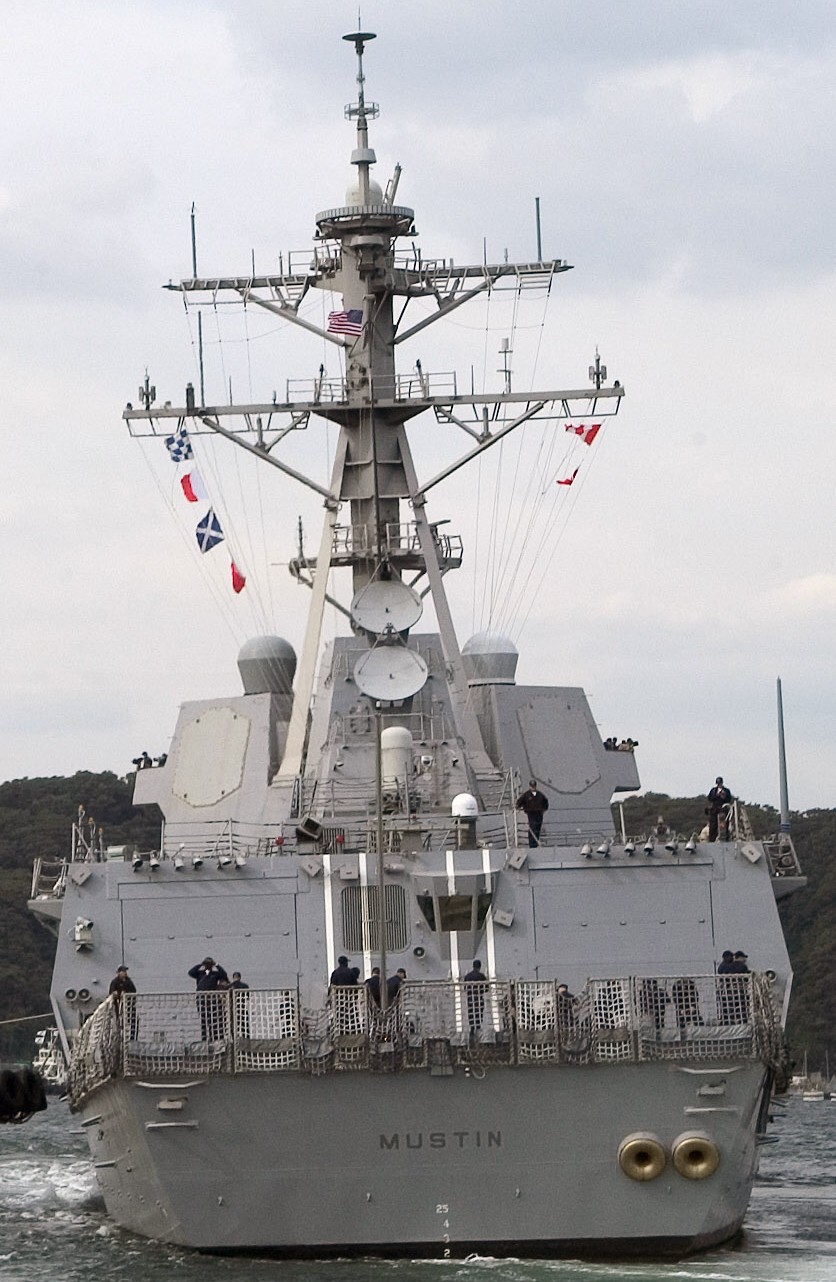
[380,1131,502,1151]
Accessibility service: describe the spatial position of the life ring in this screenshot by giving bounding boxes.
[672,1131,720,1179]
[0,1069,28,1118]
[618,1132,667,1181]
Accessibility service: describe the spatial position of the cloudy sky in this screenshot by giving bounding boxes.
[2,0,835,812]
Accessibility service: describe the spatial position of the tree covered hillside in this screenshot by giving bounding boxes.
[0,773,160,1058]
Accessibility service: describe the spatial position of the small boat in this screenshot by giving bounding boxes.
[32,1027,67,1093]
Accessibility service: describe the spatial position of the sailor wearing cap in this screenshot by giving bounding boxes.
[516,780,549,848]
[108,965,136,996]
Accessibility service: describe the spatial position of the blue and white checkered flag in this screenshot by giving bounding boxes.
[196,509,224,553]
[164,423,194,462]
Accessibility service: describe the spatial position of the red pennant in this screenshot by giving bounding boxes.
[231,561,246,594]
[565,423,601,445]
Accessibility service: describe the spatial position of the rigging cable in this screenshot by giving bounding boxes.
[136,437,247,648]
[507,426,605,640]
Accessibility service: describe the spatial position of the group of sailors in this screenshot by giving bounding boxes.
[329,955,408,1004]
[637,950,751,1033]
[109,959,250,1042]
[131,751,167,770]
[717,949,749,974]
[187,959,250,1041]
[330,955,491,1028]
[108,941,754,1047]
[603,737,639,752]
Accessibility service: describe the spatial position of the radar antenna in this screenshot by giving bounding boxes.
[343,29,379,204]
[589,349,607,390]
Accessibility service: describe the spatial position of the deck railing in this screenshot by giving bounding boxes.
[67,973,782,1108]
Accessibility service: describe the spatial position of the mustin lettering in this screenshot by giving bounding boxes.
[379,1131,502,1150]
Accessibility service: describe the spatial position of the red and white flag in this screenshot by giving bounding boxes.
[231,561,247,594]
[564,423,601,446]
[180,470,208,503]
[557,468,579,487]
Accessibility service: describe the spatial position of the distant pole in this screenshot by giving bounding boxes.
[375,705,388,1009]
[191,203,206,406]
[535,197,542,261]
[777,677,791,836]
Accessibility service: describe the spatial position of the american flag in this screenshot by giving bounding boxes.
[327,308,363,336]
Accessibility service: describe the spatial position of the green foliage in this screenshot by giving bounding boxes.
[0,773,161,1061]
[0,771,161,869]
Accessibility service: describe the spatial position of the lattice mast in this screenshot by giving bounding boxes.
[314,30,414,597]
[121,31,624,783]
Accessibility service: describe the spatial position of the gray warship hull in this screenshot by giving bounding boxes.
[54,833,788,1257]
[80,1063,766,1255]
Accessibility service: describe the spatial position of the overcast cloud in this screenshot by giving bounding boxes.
[2,0,834,812]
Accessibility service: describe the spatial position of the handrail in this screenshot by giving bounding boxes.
[67,974,782,1109]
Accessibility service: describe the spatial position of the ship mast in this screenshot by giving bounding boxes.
[122,31,625,797]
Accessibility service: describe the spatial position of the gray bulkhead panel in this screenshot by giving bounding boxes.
[118,882,300,990]
[525,866,715,989]
[470,684,639,834]
[132,692,289,824]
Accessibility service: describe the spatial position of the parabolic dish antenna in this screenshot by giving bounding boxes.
[350,579,423,634]
[353,645,429,702]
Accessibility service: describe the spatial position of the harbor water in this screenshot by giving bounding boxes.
[0,1098,833,1282]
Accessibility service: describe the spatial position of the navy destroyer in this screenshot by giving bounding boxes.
[29,31,801,1256]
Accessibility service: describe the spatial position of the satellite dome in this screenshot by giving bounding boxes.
[461,631,519,686]
[345,176,384,206]
[451,793,478,818]
[237,636,297,696]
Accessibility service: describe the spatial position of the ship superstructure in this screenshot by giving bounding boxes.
[29,32,801,1257]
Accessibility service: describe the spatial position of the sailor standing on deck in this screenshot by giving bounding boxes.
[516,780,549,847]
[230,972,250,1038]
[329,956,358,986]
[464,960,488,1032]
[108,964,136,998]
[109,965,137,1039]
[365,967,382,1006]
[188,957,229,1040]
[707,777,733,842]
